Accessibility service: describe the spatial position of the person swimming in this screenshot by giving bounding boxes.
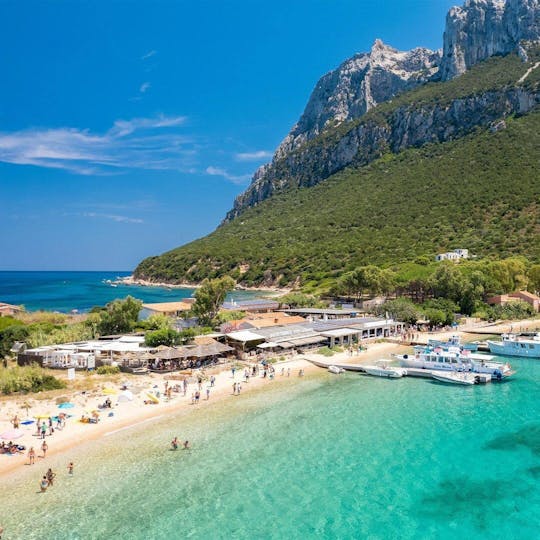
[40,476,49,493]
[171,437,179,450]
[183,440,190,450]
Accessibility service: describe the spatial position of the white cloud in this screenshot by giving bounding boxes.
[139,82,151,94]
[205,166,251,185]
[82,212,144,224]
[234,150,272,161]
[141,50,157,60]
[0,115,194,175]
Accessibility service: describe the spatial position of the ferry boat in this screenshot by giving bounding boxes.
[427,335,478,352]
[487,333,540,358]
[397,347,513,379]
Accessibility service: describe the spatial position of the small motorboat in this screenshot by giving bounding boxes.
[363,361,407,378]
[328,365,345,374]
[432,372,476,386]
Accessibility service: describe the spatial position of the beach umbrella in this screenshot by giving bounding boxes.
[58,402,75,409]
[102,388,118,395]
[1,428,24,440]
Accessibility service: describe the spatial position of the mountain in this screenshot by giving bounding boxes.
[135,0,540,288]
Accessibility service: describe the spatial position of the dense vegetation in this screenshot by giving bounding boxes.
[0,364,66,395]
[135,109,540,289]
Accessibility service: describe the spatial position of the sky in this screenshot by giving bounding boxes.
[0,0,456,271]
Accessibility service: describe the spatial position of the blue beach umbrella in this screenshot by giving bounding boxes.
[58,402,75,409]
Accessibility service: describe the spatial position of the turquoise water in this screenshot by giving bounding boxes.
[1,355,539,539]
[0,271,260,312]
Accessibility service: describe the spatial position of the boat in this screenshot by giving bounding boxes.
[363,362,407,378]
[397,347,513,379]
[427,335,478,352]
[432,372,476,386]
[328,365,345,374]
[487,333,540,358]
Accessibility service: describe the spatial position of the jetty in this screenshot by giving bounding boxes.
[307,357,494,384]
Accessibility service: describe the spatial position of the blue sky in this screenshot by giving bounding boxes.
[1,0,456,271]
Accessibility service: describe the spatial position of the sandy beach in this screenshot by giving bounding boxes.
[1,317,538,480]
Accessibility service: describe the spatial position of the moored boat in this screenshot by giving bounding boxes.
[363,363,407,378]
[432,372,476,386]
[328,365,345,374]
[487,333,540,358]
[397,347,513,379]
[427,335,478,352]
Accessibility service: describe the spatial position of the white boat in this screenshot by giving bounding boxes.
[398,347,513,379]
[428,335,478,352]
[328,365,345,374]
[363,363,407,378]
[487,333,540,358]
[432,372,476,386]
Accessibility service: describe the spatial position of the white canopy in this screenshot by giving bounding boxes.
[226,330,265,342]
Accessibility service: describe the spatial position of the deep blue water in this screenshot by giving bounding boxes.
[0,271,257,313]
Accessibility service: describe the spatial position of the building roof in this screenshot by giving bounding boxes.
[226,330,266,342]
[279,308,361,316]
[225,312,307,330]
[510,291,540,301]
[320,328,361,338]
[141,300,194,312]
[222,299,280,311]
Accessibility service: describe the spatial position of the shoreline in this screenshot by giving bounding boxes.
[1,318,538,481]
[118,275,291,295]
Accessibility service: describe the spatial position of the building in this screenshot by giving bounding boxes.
[221,298,281,313]
[220,312,307,333]
[0,302,24,317]
[487,291,540,312]
[435,249,469,262]
[278,308,362,320]
[139,299,195,320]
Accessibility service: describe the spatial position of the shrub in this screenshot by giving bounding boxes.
[318,347,334,357]
[96,365,120,375]
[0,365,66,395]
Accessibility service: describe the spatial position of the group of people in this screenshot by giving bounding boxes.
[39,462,74,493]
[170,437,190,451]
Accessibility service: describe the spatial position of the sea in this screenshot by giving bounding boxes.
[1,355,539,539]
[0,271,261,313]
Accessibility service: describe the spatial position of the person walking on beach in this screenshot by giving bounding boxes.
[67,462,74,475]
[281,368,285,376]
[287,368,291,377]
[237,383,242,395]
[195,391,200,403]
[41,440,48,458]
[210,375,215,387]
[28,447,36,465]
[12,415,19,429]
[46,468,56,487]
[206,388,210,400]
[232,382,237,395]
[231,366,236,378]
[39,476,49,493]
[183,378,188,396]
[40,422,47,439]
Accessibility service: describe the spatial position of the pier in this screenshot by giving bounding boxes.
[307,358,493,384]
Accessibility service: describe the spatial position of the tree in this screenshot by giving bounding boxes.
[527,264,540,295]
[144,328,182,347]
[375,298,422,324]
[277,292,323,308]
[144,313,172,331]
[96,296,143,335]
[191,276,235,327]
[429,263,465,302]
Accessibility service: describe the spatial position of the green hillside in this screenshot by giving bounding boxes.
[135,108,540,288]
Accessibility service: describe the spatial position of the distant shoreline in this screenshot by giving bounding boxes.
[119,275,290,295]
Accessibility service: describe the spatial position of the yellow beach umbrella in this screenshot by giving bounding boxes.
[102,388,118,395]
[35,414,51,419]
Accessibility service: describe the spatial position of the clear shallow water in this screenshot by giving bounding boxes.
[0,271,259,312]
[1,355,539,539]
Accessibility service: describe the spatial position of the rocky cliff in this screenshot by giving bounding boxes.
[226,0,540,221]
[440,0,540,80]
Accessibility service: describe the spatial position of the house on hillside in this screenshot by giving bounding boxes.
[487,291,540,312]
[435,249,469,262]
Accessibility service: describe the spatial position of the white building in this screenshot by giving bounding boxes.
[436,249,469,262]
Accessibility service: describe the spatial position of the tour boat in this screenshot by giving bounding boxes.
[363,363,407,378]
[328,365,345,374]
[432,371,476,386]
[487,333,540,358]
[398,347,513,379]
[427,335,478,352]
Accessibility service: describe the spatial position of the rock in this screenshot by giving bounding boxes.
[490,119,507,131]
[439,0,540,80]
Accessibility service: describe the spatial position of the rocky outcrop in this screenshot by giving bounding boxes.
[275,40,440,159]
[227,86,539,216]
[226,0,540,221]
[439,0,540,80]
